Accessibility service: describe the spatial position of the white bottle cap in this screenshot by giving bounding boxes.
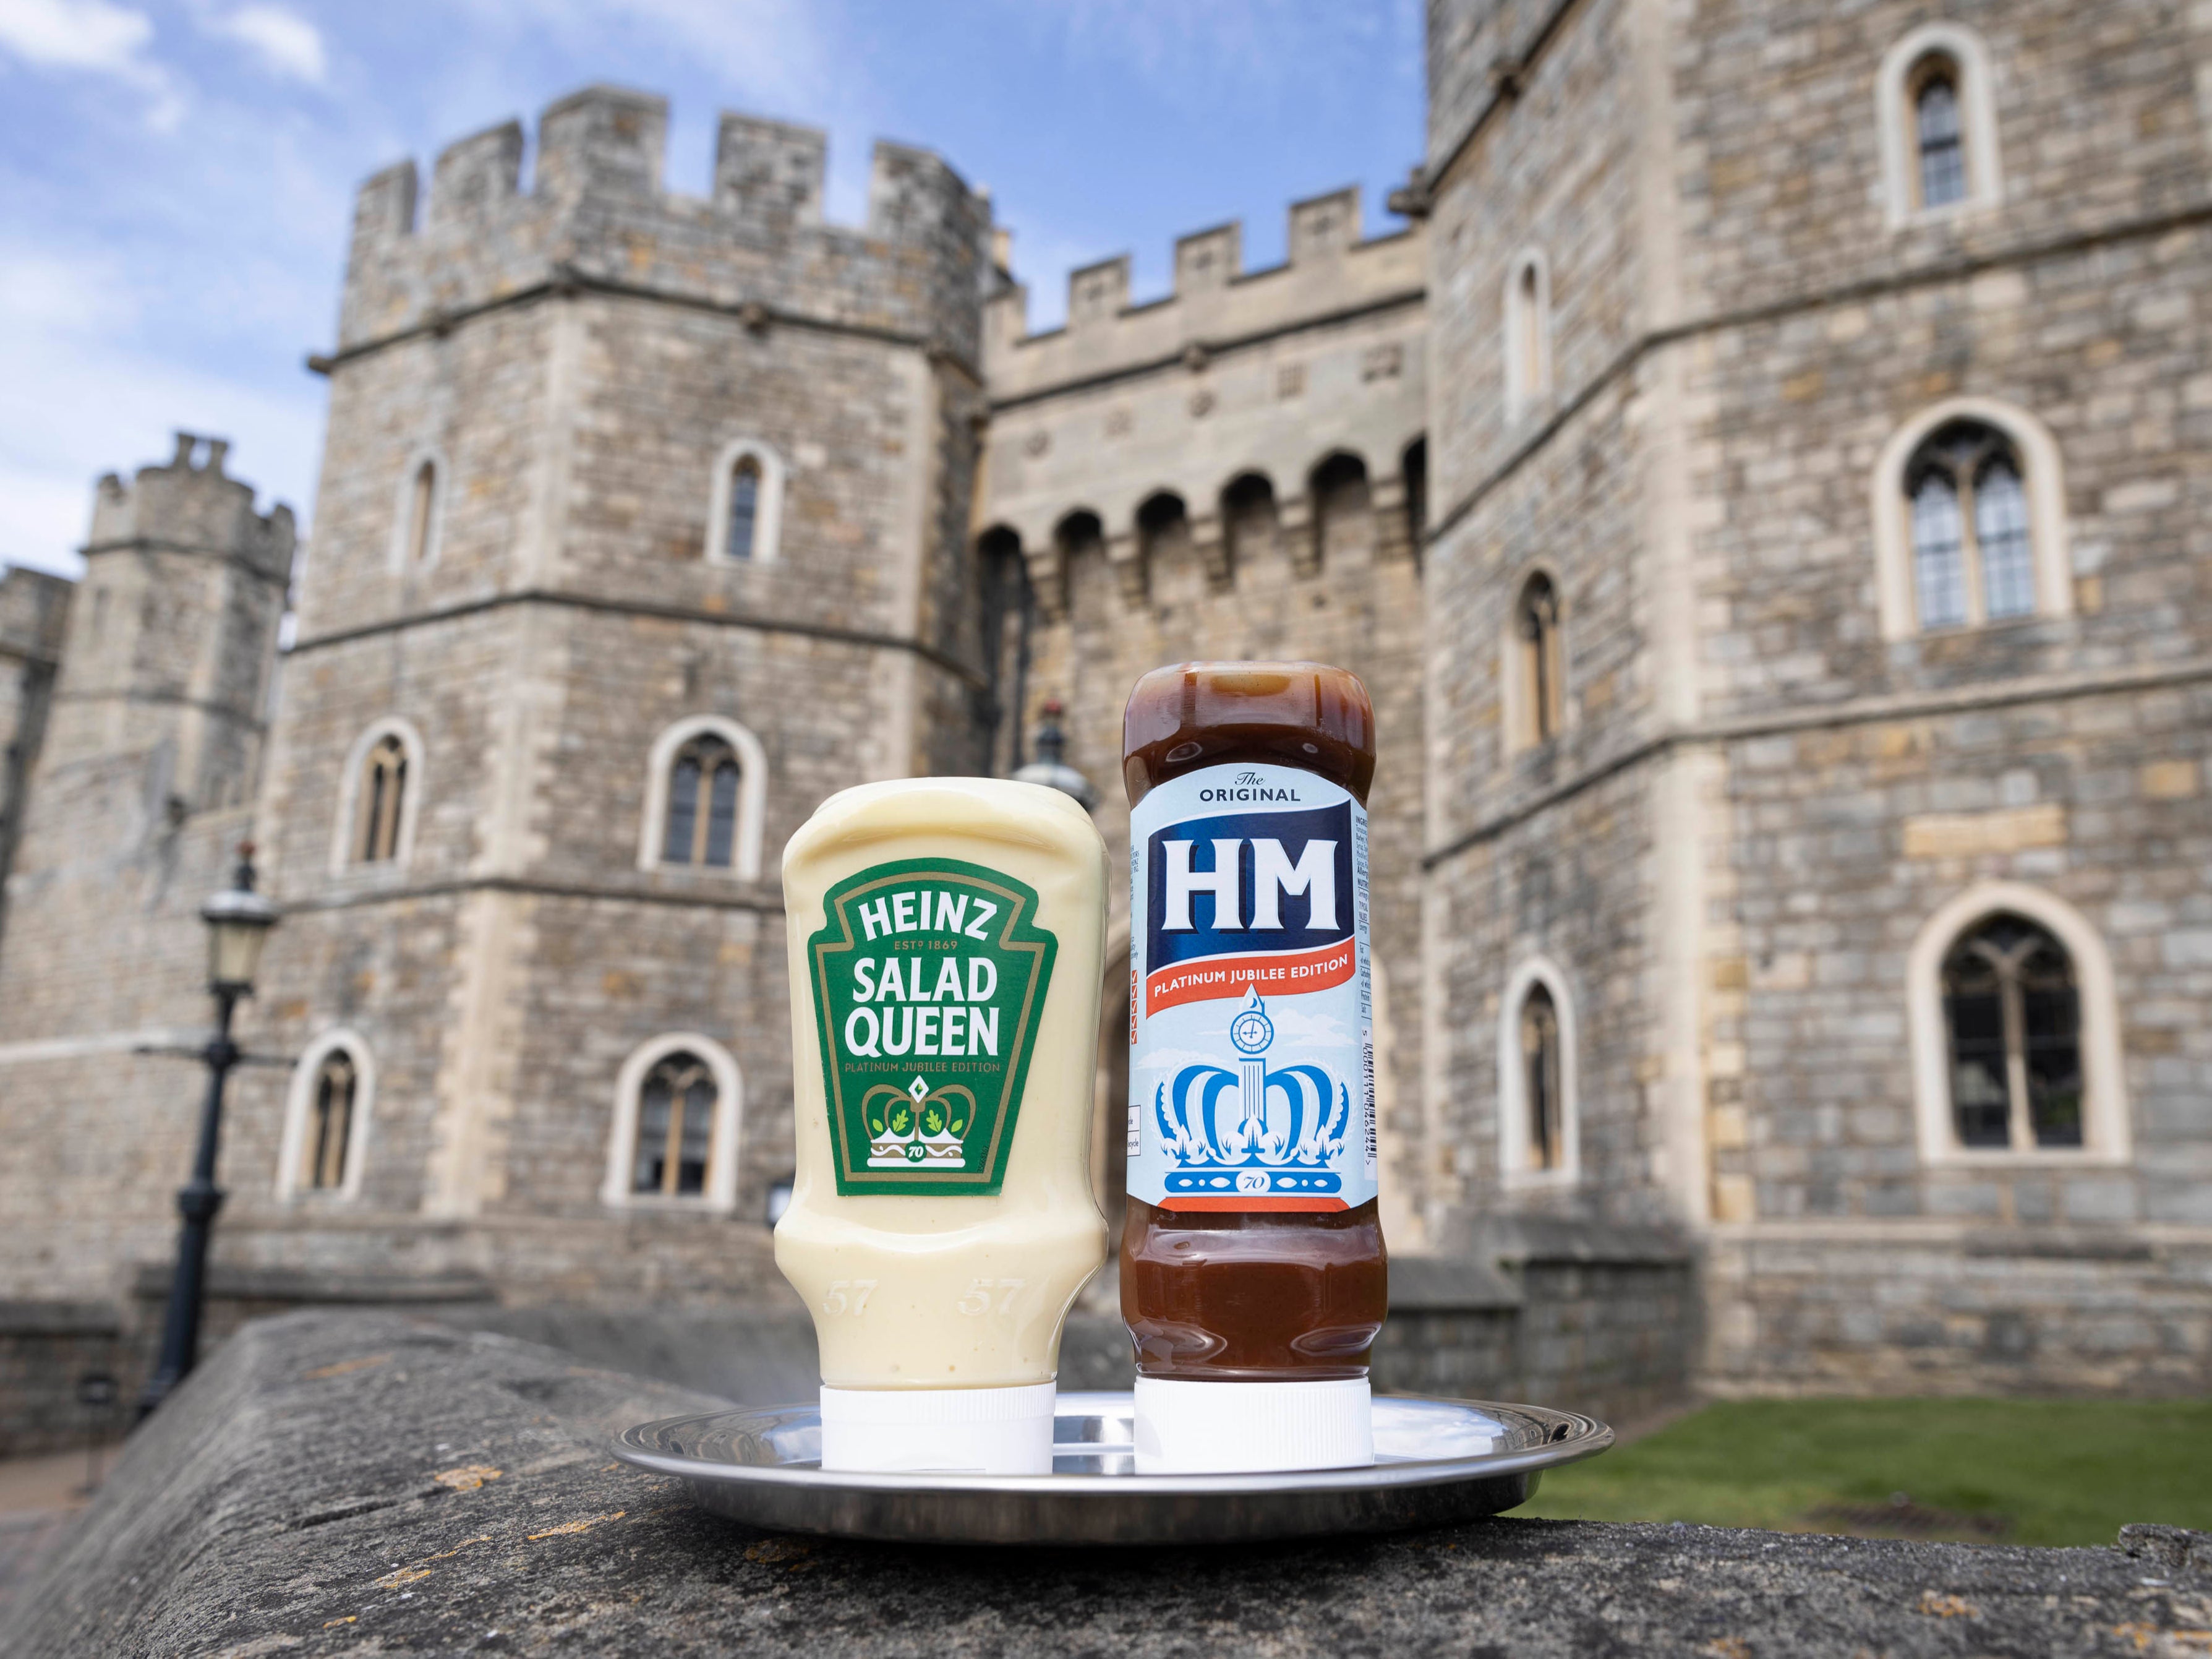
[1134,1376,1374,1474]
[818,1381,1056,1475]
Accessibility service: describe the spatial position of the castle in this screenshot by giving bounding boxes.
[1,0,2207,1438]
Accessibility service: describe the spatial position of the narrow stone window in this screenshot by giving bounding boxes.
[1912,61,1967,210]
[1975,458,2033,619]
[662,734,741,868]
[305,1050,357,1191]
[706,440,784,564]
[1519,984,1563,1172]
[1905,420,2035,631]
[1514,573,1564,747]
[726,456,761,562]
[1515,265,1542,388]
[405,459,438,565]
[1880,26,2000,228]
[1942,914,2082,1152]
[356,734,408,864]
[280,1031,375,1201]
[1503,252,1552,422]
[631,1050,718,1197]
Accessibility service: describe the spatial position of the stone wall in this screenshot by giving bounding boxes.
[1417,0,2212,1394]
[0,565,69,930]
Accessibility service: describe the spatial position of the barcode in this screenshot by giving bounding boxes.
[1362,1031,1377,1175]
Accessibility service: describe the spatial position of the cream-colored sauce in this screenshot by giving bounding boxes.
[775,778,1109,1389]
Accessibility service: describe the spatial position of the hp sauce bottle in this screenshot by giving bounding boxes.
[1121,661,1386,1472]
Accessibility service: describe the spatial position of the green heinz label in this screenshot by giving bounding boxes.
[806,857,1057,1196]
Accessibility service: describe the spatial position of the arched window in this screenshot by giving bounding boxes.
[356,735,407,863]
[602,1032,744,1210]
[388,448,445,571]
[405,460,437,564]
[1503,251,1552,423]
[1520,984,1564,1171]
[1872,398,2068,641]
[1912,61,1967,210]
[277,1031,374,1201]
[306,1050,357,1190]
[705,439,785,564]
[726,457,761,560]
[632,1049,717,1196]
[1401,437,1428,549]
[1307,452,1370,575]
[1498,958,1579,1186]
[638,716,767,880]
[662,734,741,868]
[1942,915,2081,1152]
[1508,572,1564,751]
[1879,25,2001,226]
[332,719,424,874]
[1220,473,1276,583]
[1907,882,2129,1167]
[1905,421,2036,631]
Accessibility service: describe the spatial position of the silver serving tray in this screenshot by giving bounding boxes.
[613,1391,1612,1545]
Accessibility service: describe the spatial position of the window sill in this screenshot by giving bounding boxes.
[1501,1166,1580,1191]
[1920,1147,2129,1170]
[600,1193,737,1217]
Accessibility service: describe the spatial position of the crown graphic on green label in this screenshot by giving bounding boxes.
[807,857,1057,1196]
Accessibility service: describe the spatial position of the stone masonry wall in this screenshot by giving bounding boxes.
[0,565,69,924]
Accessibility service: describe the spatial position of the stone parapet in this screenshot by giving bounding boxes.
[7,1310,2206,1656]
[985,189,1423,405]
[335,85,988,367]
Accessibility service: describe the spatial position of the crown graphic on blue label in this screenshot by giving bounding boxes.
[1127,762,1376,1213]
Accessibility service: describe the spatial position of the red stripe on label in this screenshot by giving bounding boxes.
[1143,938,1356,1016]
[1157,1195,1351,1213]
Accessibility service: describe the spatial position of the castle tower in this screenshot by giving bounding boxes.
[211,87,994,1303]
[1417,0,2212,1392]
[0,435,293,1300]
[977,190,1430,1244]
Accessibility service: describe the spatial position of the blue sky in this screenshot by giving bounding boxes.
[0,0,1424,578]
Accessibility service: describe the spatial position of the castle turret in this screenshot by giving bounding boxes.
[0,436,292,1306]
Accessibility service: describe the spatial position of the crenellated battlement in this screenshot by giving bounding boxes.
[335,84,989,366]
[86,432,294,580]
[984,185,1424,401]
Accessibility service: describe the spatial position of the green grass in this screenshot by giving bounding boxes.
[1513,1396,2212,1546]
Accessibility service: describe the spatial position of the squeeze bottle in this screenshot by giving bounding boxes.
[776,778,1109,1473]
[1121,661,1389,1473]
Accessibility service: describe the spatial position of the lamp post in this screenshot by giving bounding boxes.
[136,842,277,1421]
[1011,699,1097,809]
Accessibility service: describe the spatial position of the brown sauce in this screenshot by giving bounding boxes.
[1120,661,1388,1381]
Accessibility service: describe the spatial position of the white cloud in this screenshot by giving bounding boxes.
[206,4,325,85]
[0,0,184,127]
[0,0,148,71]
